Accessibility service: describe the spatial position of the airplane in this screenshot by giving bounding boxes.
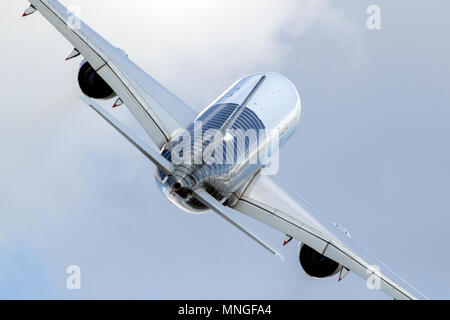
[22,0,427,300]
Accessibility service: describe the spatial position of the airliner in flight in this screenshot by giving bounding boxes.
[22,0,426,300]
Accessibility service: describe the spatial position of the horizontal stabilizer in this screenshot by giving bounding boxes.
[193,188,284,261]
[81,96,173,175]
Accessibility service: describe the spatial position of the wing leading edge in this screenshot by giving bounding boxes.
[232,174,427,300]
[26,0,197,148]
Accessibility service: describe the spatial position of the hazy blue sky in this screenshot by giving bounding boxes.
[1,0,449,299]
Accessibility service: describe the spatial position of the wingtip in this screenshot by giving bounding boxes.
[22,5,36,17]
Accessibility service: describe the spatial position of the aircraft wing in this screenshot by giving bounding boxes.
[232,173,427,300]
[25,0,197,149]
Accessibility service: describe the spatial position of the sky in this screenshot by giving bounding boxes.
[0,0,449,299]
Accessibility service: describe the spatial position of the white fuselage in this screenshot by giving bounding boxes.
[155,72,301,213]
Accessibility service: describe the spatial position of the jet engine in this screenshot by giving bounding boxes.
[78,60,116,99]
[299,243,340,278]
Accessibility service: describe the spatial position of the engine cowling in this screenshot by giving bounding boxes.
[78,60,116,99]
[299,243,340,278]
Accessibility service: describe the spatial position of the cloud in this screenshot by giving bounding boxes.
[63,0,355,106]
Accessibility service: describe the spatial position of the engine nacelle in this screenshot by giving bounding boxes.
[78,60,116,99]
[299,243,340,278]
